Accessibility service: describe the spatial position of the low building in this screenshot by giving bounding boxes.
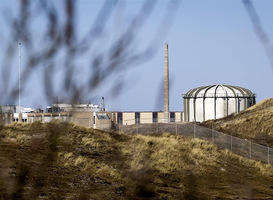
[27,111,114,130]
[0,110,184,131]
[0,103,184,130]
[114,111,184,125]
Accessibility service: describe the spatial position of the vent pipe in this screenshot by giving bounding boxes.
[101,97,105,111]
[164,43,169,123]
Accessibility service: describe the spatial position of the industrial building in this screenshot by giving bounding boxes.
[0,43,183,129]
[0,43,257,129]
[27,111,113,130]
[183,84,256,122]
[0,110,183,130]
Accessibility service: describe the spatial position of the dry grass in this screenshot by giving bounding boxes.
[0,122,273,199]
[124,135,219,174]
[201,98,273,147]
[220,149,273,176]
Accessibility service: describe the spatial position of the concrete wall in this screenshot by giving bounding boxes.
[157,112,165,123]
[175,112,183,123]
[140,112,153,124]
[28,113,72,123]
[72,112,93,128]
[0,113,13,126]
[122,112,135,125]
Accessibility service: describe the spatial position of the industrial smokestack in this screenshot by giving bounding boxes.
[164,43,169,123]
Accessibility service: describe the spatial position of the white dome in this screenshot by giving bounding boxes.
[183,84,256,122]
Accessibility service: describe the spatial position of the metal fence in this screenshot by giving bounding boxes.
[118,120,273,165]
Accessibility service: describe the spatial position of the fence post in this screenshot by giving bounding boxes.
[211,126,214,144]
[230,135,233,152]
[249,141,252,160]
[193,122,196,138]
[267,147,269,164]
[119,119,121,133]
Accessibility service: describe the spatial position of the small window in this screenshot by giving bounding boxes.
[44,115,52,123]
[118,112,123,124]
[62,116,68,122]
[53,115,59,120]
[153,112,158,123]
[96,113,110,120]
[170,112,175,123]
[29,117,34,123]
[135,112,140,124]
[38,116,42,122]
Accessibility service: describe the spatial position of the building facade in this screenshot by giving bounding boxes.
[0,110,184,130]
[114,111,184,126]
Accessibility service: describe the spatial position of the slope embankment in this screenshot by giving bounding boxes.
[201,98,273,147]
[0,122,273,199]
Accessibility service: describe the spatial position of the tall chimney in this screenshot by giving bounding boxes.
[164,43,169,123]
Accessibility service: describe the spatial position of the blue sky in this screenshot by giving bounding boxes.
[1,0,273,112]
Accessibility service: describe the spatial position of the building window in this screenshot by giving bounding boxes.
[117,112,123,124]
[29,117,34,123]
[153,112,158,123]
[53,115,59,120]
[44,115,52,123]
[62,116,67,122]
[170,112,175,123]
[135,112,140,124]
[37,116,42,122]
[96,113,110,120]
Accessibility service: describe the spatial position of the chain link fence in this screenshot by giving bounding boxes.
[118,119,273,165]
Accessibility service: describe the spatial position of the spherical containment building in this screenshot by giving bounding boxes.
[183,84,256,122]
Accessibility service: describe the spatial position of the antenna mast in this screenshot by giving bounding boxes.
[18,42,21,111]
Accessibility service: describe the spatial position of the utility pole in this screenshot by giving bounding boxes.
[164,43,169,123]
[18,42,21,112]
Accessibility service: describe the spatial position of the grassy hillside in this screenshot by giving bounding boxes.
[0,122,273,199]
[201,98,273,147]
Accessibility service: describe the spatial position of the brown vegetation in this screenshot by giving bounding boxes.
[0,122,273,199]
[201,98,273,147]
